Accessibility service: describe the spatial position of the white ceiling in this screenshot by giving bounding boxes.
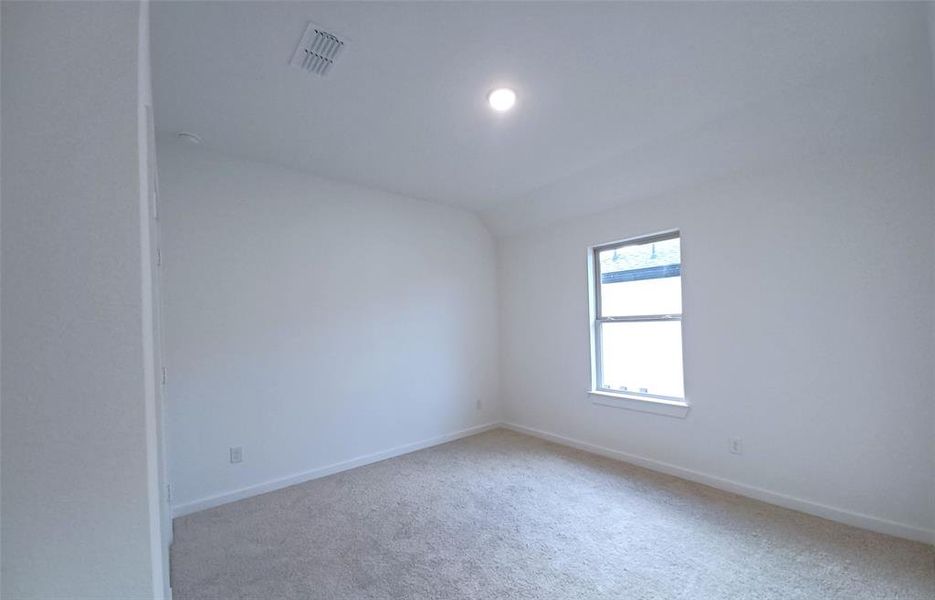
[152,1,932,234]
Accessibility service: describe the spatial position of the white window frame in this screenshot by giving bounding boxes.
[588,230,689,417]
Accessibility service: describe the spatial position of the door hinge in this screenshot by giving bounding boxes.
[161,367,167,385]
[156,248,162,267]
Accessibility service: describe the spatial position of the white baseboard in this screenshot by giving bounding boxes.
[501,422,934,545]
[172,419,933,545]
[171,422,500,517]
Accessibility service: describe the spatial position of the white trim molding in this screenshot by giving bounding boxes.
[171,422,500,517]
[172,420,934,545]
[589,390,690,418]
[501,422,934,545]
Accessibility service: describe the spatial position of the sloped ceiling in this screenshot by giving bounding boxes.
[152,1,933,235]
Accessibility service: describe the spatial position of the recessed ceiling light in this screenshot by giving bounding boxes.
[487,88,516,112]
[177,131,204,144]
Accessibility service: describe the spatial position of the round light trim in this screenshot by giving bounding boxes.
[487,88,517,112]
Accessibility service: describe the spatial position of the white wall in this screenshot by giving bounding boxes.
[137,2,172,595]
[0,3,3,596]
[497,7,935,544]
[926,0,935,543]
[157,140,499,513]
[498,143,935,542]
[930,3,935,95]
[1,3,5,594]
[1,1,166,598]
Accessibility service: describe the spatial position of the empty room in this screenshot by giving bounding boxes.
[2,1,934,598]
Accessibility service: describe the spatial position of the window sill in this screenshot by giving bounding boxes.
[588,390,690,418]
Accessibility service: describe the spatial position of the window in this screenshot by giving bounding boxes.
[590,231,685,406]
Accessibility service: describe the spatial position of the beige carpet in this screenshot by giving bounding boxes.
[171,429,934,599]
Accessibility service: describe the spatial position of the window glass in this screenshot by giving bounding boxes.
[599,320,684,398]
[598,238,681,317]
[593,233,684,401]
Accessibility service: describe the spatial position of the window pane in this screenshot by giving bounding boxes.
[600,276,681,317]
[599,320,684,398]
[598,237,681,317]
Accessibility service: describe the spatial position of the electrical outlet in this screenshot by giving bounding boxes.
[729,438,743,455]
[230,446,243,464]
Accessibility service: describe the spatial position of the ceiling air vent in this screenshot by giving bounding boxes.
[290,22,345,77]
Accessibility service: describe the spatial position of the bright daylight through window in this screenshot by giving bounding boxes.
[591,231,684,402]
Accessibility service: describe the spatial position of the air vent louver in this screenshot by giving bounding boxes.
[290,22,345,77]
